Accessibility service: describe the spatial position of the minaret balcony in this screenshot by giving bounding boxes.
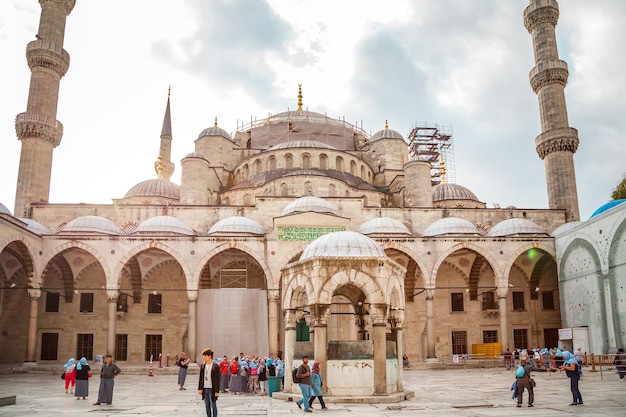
[26,40,70,77]
[15,112,64,147]
[529,59,569,93]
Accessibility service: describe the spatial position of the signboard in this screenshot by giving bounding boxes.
[452,355,459,363]
[559,328,573,340]
[277,226,346,241]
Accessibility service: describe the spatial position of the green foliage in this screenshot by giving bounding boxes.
[611,174,626,200]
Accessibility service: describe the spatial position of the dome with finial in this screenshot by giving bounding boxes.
[198,117,232,141]
[300,231,386,260]
[359,217,412,236]
[281,196,339,216]
[371,120,405,141]
[207,216,266,235]
[59,216,122,235]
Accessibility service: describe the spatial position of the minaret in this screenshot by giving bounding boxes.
[14,0,76,216]
[154,87,175,180]
[524,0,580,221]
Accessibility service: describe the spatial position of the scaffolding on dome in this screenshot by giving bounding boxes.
[407,122,456,186]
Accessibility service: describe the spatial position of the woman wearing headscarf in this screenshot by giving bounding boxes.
[74,357,90,400]
[560,351,583,406]
[63,358,77,394]
[515,356,534,408]
[308,361,327,410]
[614,348,626,380]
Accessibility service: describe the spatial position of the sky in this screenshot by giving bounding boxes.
[0,0,624,219]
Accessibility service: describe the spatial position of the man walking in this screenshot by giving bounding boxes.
[198,348,220,417]
[93,355,121,406]
[177,352,191,390]
[295,355,313,413]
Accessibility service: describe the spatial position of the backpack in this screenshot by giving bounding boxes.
[292,367,302,383]
[516,365,525,378]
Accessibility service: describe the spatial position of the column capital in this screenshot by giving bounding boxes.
[284,309,298,329]
[187,290,198,302]
[267,289,280,302]
[28,289,41,300]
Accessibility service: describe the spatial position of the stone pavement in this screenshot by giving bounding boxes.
[0,367,624,416]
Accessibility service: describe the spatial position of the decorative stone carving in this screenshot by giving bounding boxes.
[529,64,569,93]
[26,40,70,77]
[535,128,580,159]
[39,0,77,15]
[28,288,41,300]
[15,112,64,147]
[523,3,559,33]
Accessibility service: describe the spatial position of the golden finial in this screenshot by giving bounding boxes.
[385,119,389,129]
[157,155,164,179]
[297,83,303,111]
[440,154,446,184]
[168,85,171,98]
[214,116,218,128]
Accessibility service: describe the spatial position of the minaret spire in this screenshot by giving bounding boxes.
[524,0,580,221]
[297,83,303,111]
[155,86,175,180]
[13,0,76,216]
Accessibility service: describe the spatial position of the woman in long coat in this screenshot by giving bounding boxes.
[74,357,90,400]
[308,361,327,410]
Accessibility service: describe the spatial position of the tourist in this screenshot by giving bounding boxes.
[514,349,520,367]
[248,360,259,394]
[402,354,409,368]
[258,358,268,395]
[267,358,276,377]
[276,359,284,389]
[614,348,626,381]
[574,348,585,377]
[295,355,313,413]
[560,351,583,405]
[308,361,327,410]
[74,357,90,400]
[177,352,191,390]
[219,355,229,393]
[503,349,512,370]
[198,348,220,417]
[93,354,121,406]
[63,357,76,395]
[229,356,244,394]
[515,357,534,408]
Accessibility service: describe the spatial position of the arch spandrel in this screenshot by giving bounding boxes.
[501,242,556,286]
[431,242,503,286]
[282,272,315,310]
[0,236,37,284]
[40,241,109,285]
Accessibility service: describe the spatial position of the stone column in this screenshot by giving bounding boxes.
[395,325,404,391]
[373,322,388,395]
[25,289,41,363]
[107,293,118,356]
[283,310,297,392]
[312,304,330,394]
[188,291,198,363]
[425,290,436,359]
[602,275,617,352]
[498,293,509,353]
[268,289,280,356]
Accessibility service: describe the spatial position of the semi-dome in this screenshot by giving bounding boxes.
[281,196,338,216]
[0,202,12,216]
[124,179,181,200]
[358,217,412,236]
[423,217,481,236]
[300,231,386,260]
[488,218,546,237]
[269,140,337,150]
[551,221,582,236]
[19,218,51,235]
[197,126,232,141]
[432,183,479,202]
[59,216,122,235]
[135,216,195,235]
[207,216,266,235]
[183,152,207,160]
[589,199,626,218]
[371,128,404,142]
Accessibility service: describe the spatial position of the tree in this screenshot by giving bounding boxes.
[611,174,626,200]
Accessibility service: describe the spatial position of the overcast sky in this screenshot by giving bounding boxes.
[0,0,624,219]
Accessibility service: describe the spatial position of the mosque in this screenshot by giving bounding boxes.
[1,0,624,397]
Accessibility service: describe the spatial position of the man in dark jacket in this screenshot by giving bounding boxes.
[93,355,121,406]
[198,348,220,417]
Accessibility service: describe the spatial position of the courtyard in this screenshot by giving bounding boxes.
[0,367,624,416]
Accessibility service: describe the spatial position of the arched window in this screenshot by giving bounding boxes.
[268,156,276,171]
[280,183,288,196]
[254,159,262,175]
[285,154,293,169]
[302,153,311,169]
[319,154,328,170]
[360,165,366,179]
[336,156,344,171]
[304,181,313,195]
[350,160,357,176]
[243,164,249,178]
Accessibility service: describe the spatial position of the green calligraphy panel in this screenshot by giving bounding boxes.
[277,226,346,241]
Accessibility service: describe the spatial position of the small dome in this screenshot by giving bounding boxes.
[300,231,386,260]
[359,217,412,236]
[60,216,122,235]
[135,216,195,235]
[207,216,266,235]
[19,218,51,234]
[423,217,481,236]
[488,218,546,237]
[432,183,479,202]
[0,202,12,216]
[281,196,338,216]
[269,140,337,150]
[551,221,582,236]
[590,199,626,218]
[183,152,207,160]
[371,128,404,142]
[197,126,232,141]
[124,179,181,200]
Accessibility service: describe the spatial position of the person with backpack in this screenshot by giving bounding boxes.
[294,355,313,413]
[229,356,244,394]
[560,351,583,406]
[308,361,328,410]
[63,357,77,395]
[219,355,229,393]
[515,356,534,408]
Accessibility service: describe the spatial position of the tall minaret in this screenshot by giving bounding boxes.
[154,87,174,181]
[524,0,580,221]
[13,0,76,216]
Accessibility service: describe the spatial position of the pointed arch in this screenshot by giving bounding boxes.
[432,242,501,287]
[41,241,109,285]
[113,242,191,288]
[0,235,37,283]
